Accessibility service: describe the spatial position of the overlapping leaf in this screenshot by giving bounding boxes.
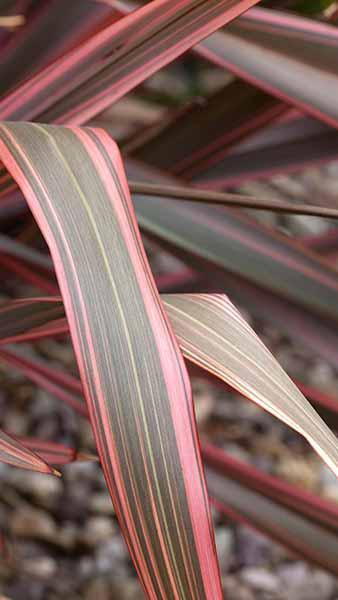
[0,0,121,96]
[0,297,63,340]
[196,115,338,187]
[196,6,338,128]
[128,160,338,322]
[0,0,261,124]
[2,294,338,421]
[164,293,338,476]
[124,79,288,178]
[1,289,338,478]
[204,445,338,574]
[0,347,87,416]
[0,428,57,474]
[17,436,97,465]
[0,122,223,600]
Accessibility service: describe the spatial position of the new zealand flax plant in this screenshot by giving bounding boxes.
[1,0,338,596]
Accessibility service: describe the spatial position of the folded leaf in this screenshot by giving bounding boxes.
[163,293,338,477]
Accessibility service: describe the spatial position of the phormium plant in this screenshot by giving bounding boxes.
[1,0,338,597]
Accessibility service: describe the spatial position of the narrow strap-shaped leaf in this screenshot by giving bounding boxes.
[163,294,338,477]
[0,348,88,416]
[17,436,97,465]
[0,0,121,96]
[205,470,338,573]
[204,444,338,573]
[0,297,63,340]
[3,295,338,424]
[2,290,338,478]
[124,79,288,177]
[0,0,261,124]
[0,316,69,345]
[196,6,338,129]
[196,115,338,187]
[0,252,59,294]
[128,160,338,322]
[203,443,338,533]
[0,428,57,474]
[0,122,222,600]
[0,233,53,271]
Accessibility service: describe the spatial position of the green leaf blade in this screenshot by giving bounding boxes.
[0,122,222,600]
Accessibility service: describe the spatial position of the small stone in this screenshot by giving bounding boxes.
[215,527,233,573]
[37,339,75,368]
[278,563,335,600]
[323,484,338,503]
[90,492,115,515]
[81,517,114,547]
[320,465,338,503]
[57,522,78,550]
[78,556,95,579]
[23,556,56,579]
[223,444,251,464]
[275,456,320,491]
[192,379,215,425]
[84,578,110,600]
[223,576,255,600]
[240,567,279,593]
[8,470,62,508]
[96,537,129,575]
[3,410,28,436]
[110,579,144,600]
[237,526,273,566]
[10,505,57,541]
[308,361,337,393]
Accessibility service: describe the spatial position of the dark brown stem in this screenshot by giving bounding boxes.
[129,181,338,220]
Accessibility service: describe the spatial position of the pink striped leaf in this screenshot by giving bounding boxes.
[163,294,338,477]
[2,296,338,424]
[124,79,288,177]
[0,317,69,345]
[204,444,338,574]
[0,0,122,96]
[0,297,63,340]
[0,233,53,272]
[0,428,57,475]
[204,443,338,533]
[1,288,338,478]
[128,160,338,323]
[0,253,58,294]
[0,122,222,600]
[0,347,87,417]
[196,6,338,129]
[195,115,338,187]
[0,0,261,125]
[16,436,97,466]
